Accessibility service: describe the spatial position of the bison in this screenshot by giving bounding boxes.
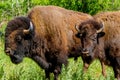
[75,11,120,79]
[4,6,92,80]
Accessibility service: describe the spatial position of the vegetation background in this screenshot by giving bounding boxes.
[0,0,120,80]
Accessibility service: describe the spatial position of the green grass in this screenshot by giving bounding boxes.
[0,0,120,79]
[0,23,116,80]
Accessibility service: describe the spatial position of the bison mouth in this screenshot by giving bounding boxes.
[82,52,90,56]
[10,55,23,64]
[82,51,89,54]
[5,48,24,64]
[81,49,90,56]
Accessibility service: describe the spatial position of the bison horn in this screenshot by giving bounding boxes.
[97,22,104,33]
[75,24,80,32]
[23,21,33,34]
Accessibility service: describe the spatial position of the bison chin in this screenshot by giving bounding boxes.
[10,54,24,64]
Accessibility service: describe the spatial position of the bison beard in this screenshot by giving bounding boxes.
[4,6,93,80]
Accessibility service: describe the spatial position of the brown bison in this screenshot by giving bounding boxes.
[4,6,92,80]
[75,11,120,79]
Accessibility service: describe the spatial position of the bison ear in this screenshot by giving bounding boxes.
[75,33,82,38]
[97,32,105,38]
[75,33,80,38]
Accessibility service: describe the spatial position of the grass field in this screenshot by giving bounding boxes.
[0,23,116,80]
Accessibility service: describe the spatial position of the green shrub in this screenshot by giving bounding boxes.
[1,0,120,21]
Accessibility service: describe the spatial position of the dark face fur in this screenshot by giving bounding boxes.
[76,20,105,56]
[5,17,33,64]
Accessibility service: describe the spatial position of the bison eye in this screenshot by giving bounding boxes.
[16,35,22,43]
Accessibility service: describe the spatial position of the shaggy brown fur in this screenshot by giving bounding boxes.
[5,6,93,80]
[94,11,120,80]
[76,11,120,80]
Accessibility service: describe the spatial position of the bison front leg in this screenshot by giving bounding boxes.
[83,62,89,73]
[45,70,50,80]
[32,55,51,70]
[117,74,120,80]
[113,66,120,80]
[101,61,106,77]
[53,65,62,80]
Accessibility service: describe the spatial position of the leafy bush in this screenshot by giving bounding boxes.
[1,0,120,21]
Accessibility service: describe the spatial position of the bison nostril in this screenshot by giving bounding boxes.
[5,50,11,56]
[82,48,89,54]
[5,49,10,53]
[5,48,13,55]
[82,48,87,52]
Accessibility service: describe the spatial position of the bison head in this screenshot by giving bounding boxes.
[75,20,105,56]
[5,17,34,64]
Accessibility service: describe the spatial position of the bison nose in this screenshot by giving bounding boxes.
[5,48,13,56]
[82,48,89,54]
